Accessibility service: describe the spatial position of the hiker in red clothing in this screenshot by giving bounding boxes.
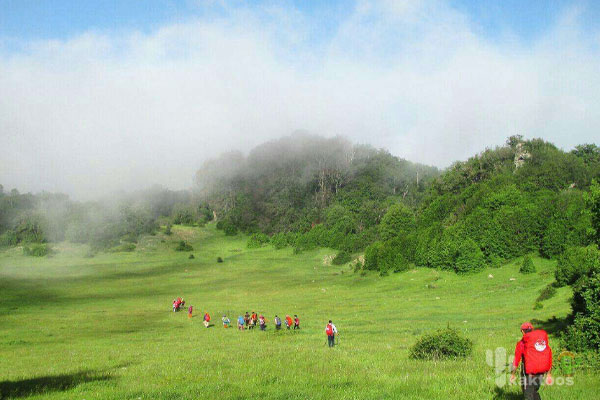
[293,315,300,330]
[285,315,293,330]
[510,322,553,400]
[188,305,193,318]
[251,312,258,329]
[203,312,211,328]
[325,320,337,347]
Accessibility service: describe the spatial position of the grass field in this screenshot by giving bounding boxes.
[1,224,598,399]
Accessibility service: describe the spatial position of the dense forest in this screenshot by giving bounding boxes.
[1,134,600,352]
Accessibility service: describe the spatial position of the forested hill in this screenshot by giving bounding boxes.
[195,133,439,236]
[196,135,600,274]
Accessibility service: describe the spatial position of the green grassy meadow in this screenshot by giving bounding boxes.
[1,224,598,399]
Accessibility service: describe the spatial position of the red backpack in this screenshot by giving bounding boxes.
[522,330,552,374]
[326,324,333,336]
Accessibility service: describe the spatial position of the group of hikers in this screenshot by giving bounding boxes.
[169,301,341,347]
[170,298,550,399]
[223,312,301,332]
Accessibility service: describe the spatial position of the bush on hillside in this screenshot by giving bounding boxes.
[364,240,410,275]
[562,271,600,352]
[0,230,18,247]
[109,243,136,252]
[223,222,238,236]
[247,233,270,248]
[332,251,352,265]
[189,254,195,259]
[217,256,223,263]
[175,241,193,252]
[23,243,51,257]
[519,255,536,274]
[487,254,504,268]
[555,246,600,287]
[536,284,557,302]
[410,327,473,360]
[454,239,485,274]
[165,222,172,235]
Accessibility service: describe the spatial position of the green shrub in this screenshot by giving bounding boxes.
[519,254,536,274]
[270,232,290,249]
[165,223,172,235]
[332,251,352,265]
[189,254,195,259]
[562,272,600,352]
[410,327,473,360]
[247,233,270,248]
[487,254,504,268]
[536,284,557,302]
[223,222,238,236]
[23,243,51,257]
[555,245,600,287]
[109,243,136,252]
[0,230,18,247]
[217,257,223,263]
[533,302,544,310]
[175,241,193,252]
[454,239,485,274]
[364,241,409,274]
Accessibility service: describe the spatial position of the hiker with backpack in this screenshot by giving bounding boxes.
[510,322,552,400]
[222,315,231,328]
[259,315,267,331]
[325,320,337,347]
[203,312,211,328]
[274,315,282,331]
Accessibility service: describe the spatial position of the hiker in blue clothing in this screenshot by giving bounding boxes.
[237,315,245,330]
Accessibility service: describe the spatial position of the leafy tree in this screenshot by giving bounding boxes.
[519,254,536,274]
[379,203,415,242]
[585,180,600,245]
[555,245,600,287]
[455,238,485,274]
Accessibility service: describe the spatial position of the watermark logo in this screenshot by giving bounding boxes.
[486,347,575,388]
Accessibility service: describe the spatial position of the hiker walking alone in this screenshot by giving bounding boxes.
[293,315,300,330]
[274,315,282,331]
[188,305,193,319]
[203,312,211,328]
[325,320,337,347]
[510,322,553,400]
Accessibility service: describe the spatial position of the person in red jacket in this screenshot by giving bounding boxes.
[293,315,300,330]
[510,322,553,400]
[203,312,211,328]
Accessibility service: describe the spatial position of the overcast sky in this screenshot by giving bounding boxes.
[1,0,599,199]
